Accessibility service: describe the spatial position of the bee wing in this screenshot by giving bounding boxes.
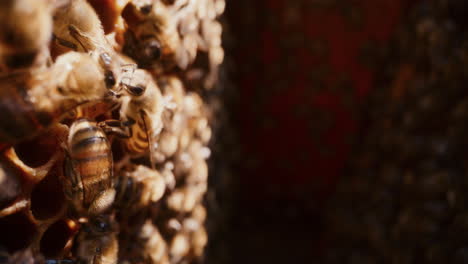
[140,110,156,169]
[63,151,85,206]
[68,24,97,52]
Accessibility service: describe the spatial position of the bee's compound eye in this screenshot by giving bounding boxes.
[98,221,109,231]
[143,39,161,61]
[91,219,110,233]
[104,71,116,89]
[140,4,153,15]
[127,85,146,96]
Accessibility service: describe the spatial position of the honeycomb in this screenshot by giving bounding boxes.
[0,0,224,263]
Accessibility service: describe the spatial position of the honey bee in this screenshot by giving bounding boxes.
[50,119,124,263]
[74,216,119,264]
[114,165,166,214]
[121,1,191,69]
[0,51,115,145]
[103,69,165,167]
[52,0,127,91]
[63,119,115,217]
[53,0,108,53]
[45,216,118,264]
[32,51,116,111]
[0,0,53,70]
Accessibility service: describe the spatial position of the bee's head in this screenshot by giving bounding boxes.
[85,216,115,236]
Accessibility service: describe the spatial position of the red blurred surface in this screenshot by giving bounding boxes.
[227,0,415,204]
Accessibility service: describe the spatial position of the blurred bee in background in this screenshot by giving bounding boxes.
[0,51,116,145]
[0,49,118,144]
[121,0,195,70]
[31,51,117,112]
[121,0,225,88]
[0,0,54,70]
[114,165,166,215]
[121,1,164,68]
[0,71,55,144]
[52,0,128,92]
[53,0,108,53]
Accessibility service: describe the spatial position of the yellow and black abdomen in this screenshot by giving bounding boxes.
[65,119,113,213]
[126,114,150,156]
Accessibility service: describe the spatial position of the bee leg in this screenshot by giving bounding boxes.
[98,120,133,138]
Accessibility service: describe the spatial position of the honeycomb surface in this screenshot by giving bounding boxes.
[0,0,225,263]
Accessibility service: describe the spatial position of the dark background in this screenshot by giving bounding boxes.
[227,0,411,204]
[208,1,416,263]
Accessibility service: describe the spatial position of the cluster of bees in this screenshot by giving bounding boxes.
[323,0,468,263]
[0,0,224,263]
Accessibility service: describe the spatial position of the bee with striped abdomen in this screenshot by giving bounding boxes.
[121,69,164,158]
[63,119,115,217]
[48,119,121,264]
[101,68,166,167]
